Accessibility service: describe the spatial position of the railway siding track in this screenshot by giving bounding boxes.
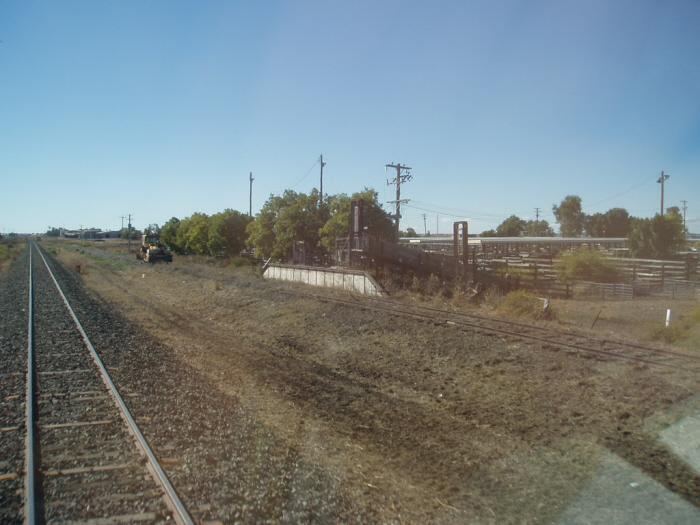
[288,289,700,375]
[2,243,195,524]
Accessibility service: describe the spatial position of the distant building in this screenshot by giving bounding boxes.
[61,229,122,239]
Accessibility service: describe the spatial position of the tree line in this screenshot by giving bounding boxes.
[46,191,688,261]
[155,188,394,260]
[484,195,687,259]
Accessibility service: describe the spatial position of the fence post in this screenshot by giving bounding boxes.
[661,263,665,286]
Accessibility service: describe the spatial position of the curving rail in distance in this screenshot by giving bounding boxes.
[284,288,700,375]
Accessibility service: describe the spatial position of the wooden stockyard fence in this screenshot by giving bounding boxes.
[331,232,699,300]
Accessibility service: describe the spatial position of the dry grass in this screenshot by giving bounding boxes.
[497,290,556,321]
[0,239,24,276]
[552,297,700,350]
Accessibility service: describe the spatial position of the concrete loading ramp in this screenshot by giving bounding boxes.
[264,264,387,297]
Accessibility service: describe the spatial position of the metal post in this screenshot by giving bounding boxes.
[386,163,412,241]
[319,155,325,206]
[249,172,254,217]
[657,171,669,215]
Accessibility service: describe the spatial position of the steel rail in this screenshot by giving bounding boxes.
[286,289,700,374]
[32,243,195,525]
[24,244,36,525]
[361,296,700,363]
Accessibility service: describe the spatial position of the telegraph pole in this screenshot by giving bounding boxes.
[127,214,132,250]
[681,200,688,231]
[534,208,540,221]
[249,172,254,217]
[120,216,126,245]
[319,155,326,206]
[422,213,427,235]
[386,162,412,241]
[657,171,669,215]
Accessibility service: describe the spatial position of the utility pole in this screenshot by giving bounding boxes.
[436,214,439,235]
[681,200,688,231]
[319,155,326,206]
[386,162,412,241]
[120,216,126,245]
[534,208,540,221]
[127,214,132,251]
[249,172,254,217]
[422,213,427,235]
[657,171,669,216]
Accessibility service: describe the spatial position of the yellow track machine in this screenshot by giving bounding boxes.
[137,234,173,263]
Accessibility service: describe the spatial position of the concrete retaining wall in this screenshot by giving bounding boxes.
[264,264,387,296]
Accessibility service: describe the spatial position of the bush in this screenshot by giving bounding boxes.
[554,250,625,283]
[497,290,555,321]
[228,256,255,268]
[689,307,700,324]
[649,323,687,344]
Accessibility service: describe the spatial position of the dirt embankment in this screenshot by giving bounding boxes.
[51,243,700,523]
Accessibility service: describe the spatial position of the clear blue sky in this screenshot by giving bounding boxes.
[1,1,698,235]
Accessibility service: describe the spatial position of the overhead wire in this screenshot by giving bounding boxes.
[289,157,321,190]
[582,175,657,209]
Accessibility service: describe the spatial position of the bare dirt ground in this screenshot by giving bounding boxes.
[46,240,700,523]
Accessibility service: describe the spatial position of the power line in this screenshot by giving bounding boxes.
[289,157,321,189]
[386,162,412,240]
[583,175,657,209]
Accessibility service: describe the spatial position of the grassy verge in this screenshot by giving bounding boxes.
[552,297,700,349]
[0,238,24,276]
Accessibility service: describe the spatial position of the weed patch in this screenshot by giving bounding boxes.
[497,290,555,321]
[554,250,626,283]
[649,323,688,344]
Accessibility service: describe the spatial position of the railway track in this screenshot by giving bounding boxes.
[287,288,700,375]
[2,243,194,524]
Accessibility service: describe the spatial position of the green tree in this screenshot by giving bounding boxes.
[208,209,252,257]
[554,250,625,283]
[45,226,62,237]
[318,188,394,252]
[144,223,161,235]
[666,206,681,219]
[552,195,585,237]
[584,212,607,237]
[121,228,140,240]
[480,229,497,237]
[495,215,525,237]
[627,213,685,260]
[604,208,632,237]
[246,194,283,259]
[585,208,632,237]
[523,219,554,237]
[160,217,182,253]
[175,213,210,255]
[247,189,329,260]
[184,212,210,255]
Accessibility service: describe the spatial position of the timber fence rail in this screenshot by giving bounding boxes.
[479,255,699,287]
[662,280,700,299]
